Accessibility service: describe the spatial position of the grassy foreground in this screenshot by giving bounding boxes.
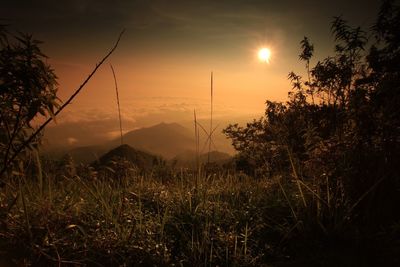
[0,159,398,266]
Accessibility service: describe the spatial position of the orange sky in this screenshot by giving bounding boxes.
[46,26,326,127]
[1,0,380,147]
[50,43,294,120]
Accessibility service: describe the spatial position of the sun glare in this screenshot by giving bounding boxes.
[258,48,271,63]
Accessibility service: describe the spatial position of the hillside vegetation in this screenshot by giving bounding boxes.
[1,1,400,266]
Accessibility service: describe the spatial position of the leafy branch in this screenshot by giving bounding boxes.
[0,30,125,182]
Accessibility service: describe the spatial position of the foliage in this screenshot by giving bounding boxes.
[0,26,60,176]
[224,0,400,230]
[0,160,276,266]
[1,158,398,266]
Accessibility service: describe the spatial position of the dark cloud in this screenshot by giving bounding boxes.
[1,0,381,65]
[2,1,380,40]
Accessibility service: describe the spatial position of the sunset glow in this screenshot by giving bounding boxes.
[1,0,379,148]
[1,1,392,265]
[258,48,271,63]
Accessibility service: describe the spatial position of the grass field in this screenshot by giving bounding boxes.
[1,157,398,266]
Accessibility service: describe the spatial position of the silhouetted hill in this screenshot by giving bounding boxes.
[172,150,232,168]
[48,122,236,164]
[110,122,194,159]
[95,144,160,171]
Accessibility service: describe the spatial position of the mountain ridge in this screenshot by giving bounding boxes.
[109,122,195,159]
[46,122,234,164]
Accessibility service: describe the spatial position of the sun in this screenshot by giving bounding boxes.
[258,48,271,63]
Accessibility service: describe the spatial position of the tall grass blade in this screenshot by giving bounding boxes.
[208,71,213,164]
[110,64,123,145]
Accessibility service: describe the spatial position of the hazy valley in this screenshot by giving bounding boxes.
[42,122,234,168]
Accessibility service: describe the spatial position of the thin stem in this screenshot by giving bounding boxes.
[110,64,123,145]
[207,71,213,164]
[194,109,199,173]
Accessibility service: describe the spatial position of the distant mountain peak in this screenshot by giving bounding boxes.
[96,144,159,171]
[109,122,194,159]
[109,144,138,154]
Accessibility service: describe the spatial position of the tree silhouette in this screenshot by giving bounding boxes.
[0,26,60,178]
[224,0,400,228]
[0,27,124,184]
